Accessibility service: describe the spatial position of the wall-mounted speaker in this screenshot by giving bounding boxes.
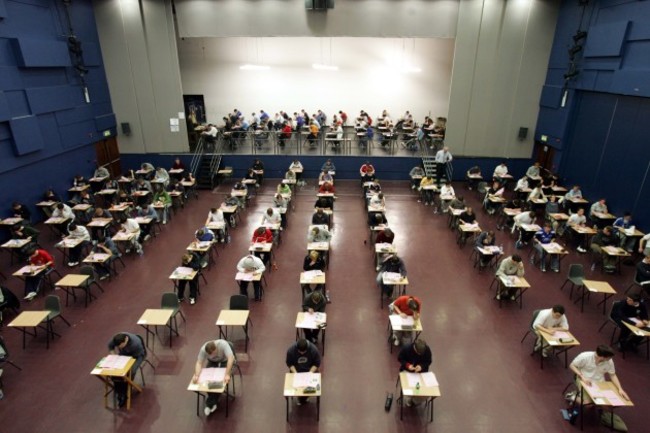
[518,127,528,140]
[121,122,131,136]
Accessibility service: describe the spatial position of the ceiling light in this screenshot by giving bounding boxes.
[239,64,270,71]
[312,63,338,71]
[401,66,422,73]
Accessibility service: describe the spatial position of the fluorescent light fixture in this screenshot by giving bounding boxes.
[401,66,422,73]
[312,63,338,71]
[239,64,270,71]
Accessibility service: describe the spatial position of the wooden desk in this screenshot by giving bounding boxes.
[8,310,55,349]
[475,246,503,270]
[577,280,617,314]
[496,275,530,309]
[601,246,630,274]
[91,355,142,410]
[295,312,327,355]
[537,330,580,369]
[578,380,633,431]
[381,273,409,308]
[2,238,30,265]
[217,310,251,353]
[0,217,23,227]
[388,314,421,353]
[56,274,92,307]
[540,242,569,272]
[187,368,231,417]
[621,322,650,360]
[87,218,113,228]
[398,371,441,422]
[456,223,481,247]
[137,308,176,349]
[169,267,199,293]
[284,373,321,422]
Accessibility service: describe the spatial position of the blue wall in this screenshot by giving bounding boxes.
[536,0,650,228]
[0,0,115,220]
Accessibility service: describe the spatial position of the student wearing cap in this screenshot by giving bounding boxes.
[236,254,266,301]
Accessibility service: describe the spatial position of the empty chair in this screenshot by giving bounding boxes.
[0,335,22,371]
[229,294,249,311]
[477,181,488,195]
[77,266,104,307]
[559,264,584,299]
[161,292,186,335]
[45,294,71,339]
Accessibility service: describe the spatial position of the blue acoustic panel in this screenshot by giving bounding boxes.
[0,0,7,19]
[55,105,94,126]
[0,122,10,140]
[58,119,97,149]
[584,21,629,57]
[25,85,81,114]
[610,69,650,97]
[627,21,650,41]
[0,91,10,121]
[9,115,44,155]
[11,37,70,67]
[582,58,622,71]
[94,113,116,131]
[5,89,30,117]
[539,85,563,109]
[0,66,23,90]
[82,42,102,67]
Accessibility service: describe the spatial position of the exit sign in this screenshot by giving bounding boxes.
[540,135,548,142]
[103,130,111,137]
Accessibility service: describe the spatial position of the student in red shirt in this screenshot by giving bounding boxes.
[390,295,421,346]
[23,247,54,300]
[251,227,273,264]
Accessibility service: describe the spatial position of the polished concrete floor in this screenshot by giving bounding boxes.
[0,177,647,433]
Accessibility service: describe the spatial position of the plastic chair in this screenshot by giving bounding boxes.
[45,295,71,328]
[520,309,541,345]
[477,181,488,195]
[597,300,624,345]
[161,292,186,335]
[0,335,22,371]
[559,264,584,299]
[135,335,155,386]
[79,265,104,306]
[226,340,243,396]
[229,294,252,328]
[625,271,650,296]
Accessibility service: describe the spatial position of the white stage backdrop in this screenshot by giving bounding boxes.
[178,37,454,125]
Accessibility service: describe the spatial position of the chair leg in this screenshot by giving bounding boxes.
[597,320,609,332]
[92,281,105,293]
[58,315,71,327]
[520,330,531,343]
[559,279,569,291]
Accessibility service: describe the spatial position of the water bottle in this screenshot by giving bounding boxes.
[227,234,231,244]
[415,382,420,394]
[326,290,331,303]
[499,244,504,254]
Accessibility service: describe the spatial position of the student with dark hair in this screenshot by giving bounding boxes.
[11,202,31,223]
[192,340,235,416]
[286,338,321,405]
[23,247,54,301]
[390,295,421,346]
[533,305,569,357]
[398,339,433,406]
[302,291,326,343]
[64,222,91,267]
[611,294,649,352]
[177,253,201,305]
[107,332,146,408]
[495,254,525,300]
[378,255,407,299]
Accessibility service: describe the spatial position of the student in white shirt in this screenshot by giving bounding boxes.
[438,180,456,213]
[205,207,226,242]
[289,160,304,185]
[515,176,529,192]
[569,345,629,407]
[64,222,91,266]
[492,162,508,180]
[533,305,569,357]
[434,147,453,183]
[513,211,536,248]
[119,217,143,255]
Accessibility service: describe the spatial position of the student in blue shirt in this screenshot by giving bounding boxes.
[613,212,636,252]
[532,222,559,272]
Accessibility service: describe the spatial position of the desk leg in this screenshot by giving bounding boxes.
[580,386,584,431]
[225,382,229,418]
[399,387,404,420]
[429,397,434,423]
[322,329,326,356]
[317,395,320,421]
[286,397,289,422]
[244,321,250,353]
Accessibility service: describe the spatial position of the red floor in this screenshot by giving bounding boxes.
[0,178,647,433]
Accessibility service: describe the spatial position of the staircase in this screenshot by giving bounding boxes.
[422,156,437,178]
[191,136,223,190]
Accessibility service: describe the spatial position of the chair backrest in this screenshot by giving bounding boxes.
[229,294,249,311]
[568,264,584,279]
[136,334,148,358]
[477,182,488,194]
[0,335,9,360]
[44,295,61,315]
[529,309,542,331]
[161,292,179,310]
[226,340,238,365]
[608,300,625,323]
[79,265,95,281]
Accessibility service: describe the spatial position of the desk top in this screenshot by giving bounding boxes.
[216,309,250,327]
[169,267,198,280]
[582,280,616,294]
[206,221,225,230]
[375,243,397,254]
[113,232,135,242]
[503,208,522,216]
[137,308,174,326]
[187,368,227,393]
[284,373,321,397]
[83,252,111,263]
[249,242,272,253]
[307,241,330,251]
[578,380,633,407]
[235,271,262,281]
[622,321,650,337]
[72,204,92,211]
[2,238,30,248]
[56,274,89,287]
[399,371,441,398]
[88,218,113,227]
[601,246,630,257]
[45,217,68,225]
[383,273,409,285]
[571,225,598,235]
[549,213,570,221]
[498,275,530,288]
[8,310,50,327]
[300,271,326,284]
[539,329,580,348]
[13,265,47,277]
[540,242,569,254]
[220,204,238,213]
[295,312,327,329]
[459,223,482,233]
[91,355,135,378]
[188,240,215,252]
[389,314,421,331]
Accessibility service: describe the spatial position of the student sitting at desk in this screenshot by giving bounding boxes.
[178,252,201,305]
[418,175,435,206]
[318,170,334,185]
[23,247,55,301]
[51,202,75,235]
[495,254,525,300]
[64,223,91,267]
[438,180,455,213]
[377,255,407,299]
[286,339,321,405]
[376,228,395,245]
[194,227,215,265]
[236,255,266,301]
[251,159,265,183]
[475,230,496,269]
[389,295,420,346]
[307,120,319,146]
[289,160,304,186]
[527,184,547,204]
[192,339,235,416]
[532,223,559,273]
[326,123,343,149]
[93,164,109,179]
[368,212,388,228]
[108,332,146,409]
[590,226,618,272]
[277,182,292,197]
[284,169,296,183]
[526,162,541,179]
[134,177,152,194]
[205,207,226,243]
[308,226,332,243]
[566,208,588,252]
[10,223,39,260]
[613,212,636,253]
[153,167,169,188]
[171,157,185,171]
[315,195,333,211]
[492,162,509,182]
[251,227,273,264]
[564,184,582,202]
[152,187,171,224]
[635,255,650,294]
[545,195,560,220]
[514,176,529,196]
[589,198,609,226]
[360,161,375,177]
[369,193,385,209]
[119,216,143,255]
[301,291,327,344]
[312,208,330,226]
[92,233,119,281]
[398,339,433,407]
[409,165,425,190]
[466,165,482,191]
[533,305,569,357]
[484,181,504,215]
[612,294,649,352]
[140,162,155,174]
[568,345,629,421]
[639,233,650,257]
[135,204,157,242]
[318,181,335,194]
[279,122,293,146]
[73,174,87,187]
[274,192,289,211]
[513,211,536,248]
[11,202,31,223]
